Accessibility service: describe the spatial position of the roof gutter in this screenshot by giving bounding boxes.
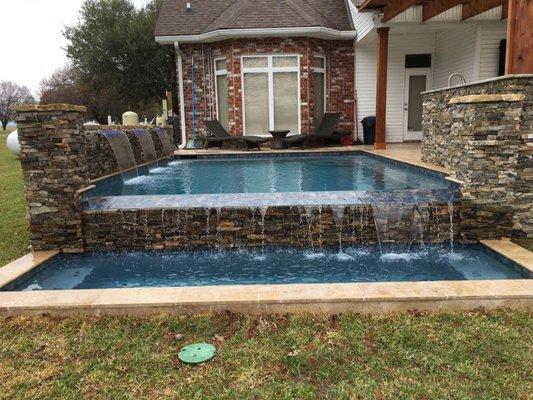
[156,27,357,44]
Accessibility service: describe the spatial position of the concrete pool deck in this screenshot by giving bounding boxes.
[0,240,531,316]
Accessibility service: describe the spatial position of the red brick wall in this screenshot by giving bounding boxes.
[176,38,354,139]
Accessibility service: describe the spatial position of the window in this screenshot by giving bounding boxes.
[405,54,432,69]
[313,56,326,125]
[242,55,300,135]
[214,58,229,130]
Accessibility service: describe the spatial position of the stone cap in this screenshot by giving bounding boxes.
[11,104,87,113]
[422,74,533,95]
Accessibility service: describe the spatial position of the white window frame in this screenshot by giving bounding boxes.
[214,57,228,125]
[312,55,327,121]
[241,54,301,136]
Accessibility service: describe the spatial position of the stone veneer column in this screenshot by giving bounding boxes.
[421,76,533,239]
[13,104,89,252]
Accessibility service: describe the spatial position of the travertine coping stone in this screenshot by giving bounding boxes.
[12,103,87,113]
[1,281,531,316]
[449,94,526,104]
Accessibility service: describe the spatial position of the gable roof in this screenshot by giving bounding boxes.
[155,0,355,42]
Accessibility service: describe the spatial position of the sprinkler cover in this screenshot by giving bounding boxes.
[178,343,216,365]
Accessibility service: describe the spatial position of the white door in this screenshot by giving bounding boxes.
[403,69,431,141]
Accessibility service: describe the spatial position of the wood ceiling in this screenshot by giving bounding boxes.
[357,0,507,22]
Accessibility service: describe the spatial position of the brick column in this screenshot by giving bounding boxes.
[13,104,89,252]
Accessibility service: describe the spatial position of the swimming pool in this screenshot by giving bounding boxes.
[87,153,452,198]
[3,245,526,291]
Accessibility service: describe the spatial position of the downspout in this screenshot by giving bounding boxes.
[353,38,359,142]
[174,42,187,149]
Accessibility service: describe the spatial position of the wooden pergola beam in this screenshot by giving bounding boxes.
[462,0,504,19]
[422,0,464,21]
[382,0,421,21]
[501,0,508,18]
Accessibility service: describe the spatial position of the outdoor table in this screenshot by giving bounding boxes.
[269,130,290,149]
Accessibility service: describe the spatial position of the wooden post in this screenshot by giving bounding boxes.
[375,27,389,150]
[505,0,533,74]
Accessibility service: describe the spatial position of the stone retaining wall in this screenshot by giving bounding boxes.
[82,203,458,251]
[421,75,533,239]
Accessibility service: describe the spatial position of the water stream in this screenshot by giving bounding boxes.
[133,128,158,168]
[100,130,138,180]
[154,127,174,156]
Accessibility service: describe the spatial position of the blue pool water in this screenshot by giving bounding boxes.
[3,245,525,291]
[88,153,452,197]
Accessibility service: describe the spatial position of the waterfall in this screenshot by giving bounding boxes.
[331,206,346,252]
[259,206,268,250]
[371,203,427,255]
[100,130,138,179]
[133,128,158,167]
[448,201,455,252]
[154,127,174,156]
[205,208,211,235]
[303,206,317,247]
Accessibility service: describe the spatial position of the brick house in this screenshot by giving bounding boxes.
[155,0,530,149]
[154,0,357,147]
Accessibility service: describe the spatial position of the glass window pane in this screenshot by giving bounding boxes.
[244,73,269,134]
[243,57,268,68]
[273,56,298,68]
[314,73,325,125]
[215,59,227,71]
[407,75,427,131]
[216,75,229,130]
[273,72,298,133]
[313,57,325,69]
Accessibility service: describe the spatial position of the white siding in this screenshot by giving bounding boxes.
[478,22,507,80]
[432,25,478,88]
[356,34,435,143]
[349,0,375,41]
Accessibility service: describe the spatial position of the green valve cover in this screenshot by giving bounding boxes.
[178,343,216,365]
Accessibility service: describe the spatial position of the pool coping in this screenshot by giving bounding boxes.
[0,240,531,316]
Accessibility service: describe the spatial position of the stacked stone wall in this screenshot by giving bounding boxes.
[82,203,457,251]
[421,76,533,239]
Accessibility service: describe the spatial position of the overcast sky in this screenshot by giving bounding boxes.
[1,0,148,96]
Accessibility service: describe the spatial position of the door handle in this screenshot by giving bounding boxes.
[404,103,408,111]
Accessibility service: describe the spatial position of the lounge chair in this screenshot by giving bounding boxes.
[282,113,350,149]
[203,120,271,150]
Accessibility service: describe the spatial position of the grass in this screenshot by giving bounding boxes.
[0,128,29,266]
[0,310,531,399]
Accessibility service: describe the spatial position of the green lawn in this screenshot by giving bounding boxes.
[0,128,29,266]
[0,311,531,399]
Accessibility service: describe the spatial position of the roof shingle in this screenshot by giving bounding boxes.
[155,0,354,37]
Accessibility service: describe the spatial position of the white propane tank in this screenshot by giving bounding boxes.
[6,130,21,156]
[156,115,166,126]
[122,111,139,126]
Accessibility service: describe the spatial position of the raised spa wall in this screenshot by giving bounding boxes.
[422,75,533,240]
[13,104,175,251]
[82,204,457,251]
[15,104,457,253]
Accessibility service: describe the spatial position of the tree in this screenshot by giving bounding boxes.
[0,81,35,130]
[63,0,175,120]
[39,66,118,123]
